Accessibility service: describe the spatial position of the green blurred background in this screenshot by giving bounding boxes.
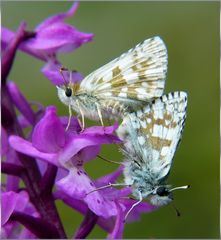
[2,1,219,238]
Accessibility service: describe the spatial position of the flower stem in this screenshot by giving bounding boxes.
[2,85,67,238]
[74,209,98,239]
[1,162,25,176]
[1,22,35,85]
[40,164,58,194]
[10,211,61,239]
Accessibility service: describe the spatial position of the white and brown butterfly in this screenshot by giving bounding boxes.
[57,36,167,128]
[116,91,189,217]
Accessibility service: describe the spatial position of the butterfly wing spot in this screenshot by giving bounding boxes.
[140,120,147,129]
[146,118,152,124]
[138,136,146,145]
[152,149,160,161]
[150,136,172,152]
[161,146,169,156]
[101,92,113,97]
[71,83,80,95]
[118,92,127,98]
[112,66,122,77]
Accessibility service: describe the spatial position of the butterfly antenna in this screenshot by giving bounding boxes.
[59,67,69,85]
[169,185,190,192]
[124,191,143,222]
[97,155,122,165]
[171,203,181,217]
[86,183,129,196]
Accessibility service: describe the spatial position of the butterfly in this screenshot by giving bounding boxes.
[116,91,189,217]
[57,36,167,129]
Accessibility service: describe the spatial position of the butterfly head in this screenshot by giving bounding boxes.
[57,83,80,106]
[150,186,173,206]
[150,185,189,206]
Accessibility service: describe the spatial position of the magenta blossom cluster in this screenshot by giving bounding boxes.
[1,3,156,239]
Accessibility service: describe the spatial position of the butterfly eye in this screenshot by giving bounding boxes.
[156,186,168,196]
[65,88,72,97]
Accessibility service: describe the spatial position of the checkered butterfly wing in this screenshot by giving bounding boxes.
[117,91,187,180]
[79,36,167,106]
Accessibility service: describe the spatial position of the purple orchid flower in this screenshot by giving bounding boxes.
[1,2,94,61]
[55,166,156,239]
[7,103,156,238]
[9,106,121,168]
[8,106,123,217]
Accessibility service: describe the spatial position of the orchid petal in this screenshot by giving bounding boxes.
[9,136,59,166]
[56,168,118,218]
[7,81,35,125]
[32,106,65,153]
[41,60,83,85]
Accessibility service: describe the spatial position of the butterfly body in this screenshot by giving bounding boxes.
[57,36,167,123]
[57,87,135,120]
[117,91,188,206]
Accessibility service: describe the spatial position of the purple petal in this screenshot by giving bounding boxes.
[7,81,35,125]
[108,203,124,239]
[75,145,101,164]
[54,190,114,233]
[1,27,15,52]
[2,3,94,61]
[32,106,65,153]
[1,191,29,225]
[2,22,29,83]
[59,134,119,165]
[101,187,132,201]
[83,122,119,135]
[25,23,93,55]
[21,2,94,58]
[3,131,22,192]
[35,2,80,31]
[59,116,81,133]
[1,127,8,155]
[54,190,87,214]
[9,136,59,167]
[95,166,124,186]
[1,192,17,225]
[1,191,39,239]
[17,115,32,129]
[4,146,21,192]
[56,168,118,218]
[41,60,83,85]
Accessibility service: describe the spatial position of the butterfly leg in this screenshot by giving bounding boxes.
[124,191,143,222]
[65,104,72,131]
[97,154,122,165]
[76,100,85,131]
[95,103,104,126]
